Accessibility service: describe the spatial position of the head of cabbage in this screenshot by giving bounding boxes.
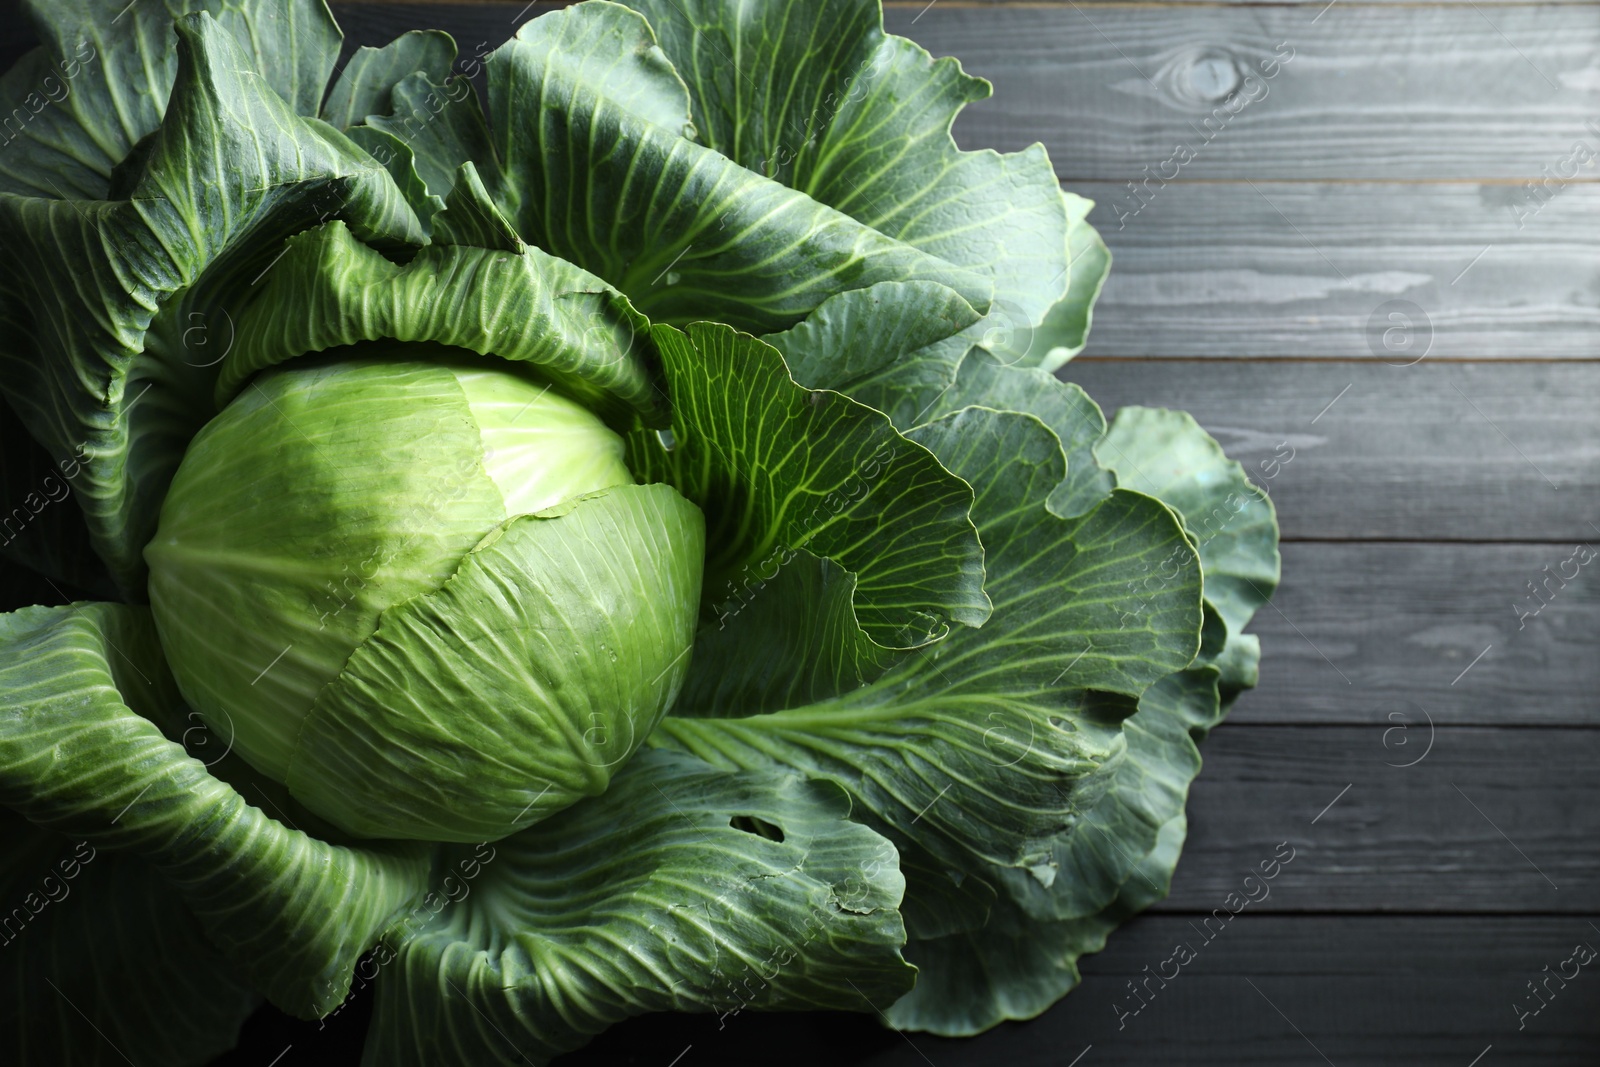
[0,1,1280,1063]
[146,351,704,841]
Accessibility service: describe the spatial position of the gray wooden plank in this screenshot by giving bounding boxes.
[847,916,1600,1066]
[328,5,1600,180]
[219,911,1600,1067]
[1063,360,1599,541]
[1074,181,1600,358]
[1237,543,1599,726]
[570,917,1600,1065]
[905,5,1600,181]
[1164,726,1600,911]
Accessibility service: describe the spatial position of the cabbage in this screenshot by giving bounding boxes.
[0,2,1278,1063]
[147,356,701,840]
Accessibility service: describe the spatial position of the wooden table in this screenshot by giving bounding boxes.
[4,1,1595,1063]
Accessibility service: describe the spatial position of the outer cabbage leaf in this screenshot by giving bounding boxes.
[898,409,1206,919]
[428,160,522,251]
[626,321,991,654]
[323,31,458,131]
[361,749,913,1067]
[366,72,499,201]
[1032,191,1112,366]
[674,548,901,716]
[333,37,504,234]
[0,397,114,596]
[886,665,1220,1034]
[1097,406,1281,695]
[215,216,663,428]
[759,280,984,392]
[485,1,991,336]
[0,602,432,1018]
[345,124,446,232]
[0,813,256,1067]
[884,409,1280,1033]
[0,0,339,198]
[654,407,1203,973]
[886,893,1115,1036]
[0,46,115,201]
[924,349,1115,518]
[0,13,423,593]
[622,0,1108,410]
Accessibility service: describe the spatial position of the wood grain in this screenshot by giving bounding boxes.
[1167,726,1600,911]
[565,916,1600,1065]
[1073,181,1600,358]
[1064,360,1598,540]
[999,916,1596,1067]
[909,4,1600,181]
[1056,918,1600,1067]
[1239,543,1600,726]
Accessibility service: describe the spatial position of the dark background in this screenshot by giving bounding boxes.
[2,1,1597,1064]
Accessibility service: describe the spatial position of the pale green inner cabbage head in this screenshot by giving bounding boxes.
[145,351,660,836]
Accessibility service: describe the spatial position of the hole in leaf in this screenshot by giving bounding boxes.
[728,815,785,842]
